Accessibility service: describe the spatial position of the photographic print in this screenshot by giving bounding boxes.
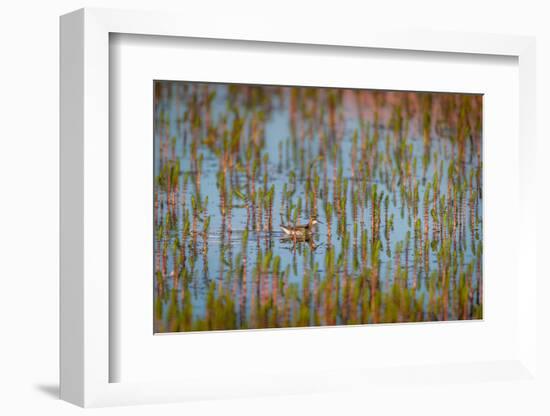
[154,81,482,333]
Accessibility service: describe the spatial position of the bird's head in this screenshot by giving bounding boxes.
[310,216,323,225]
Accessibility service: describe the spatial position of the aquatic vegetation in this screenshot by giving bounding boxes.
[154,81,483,333]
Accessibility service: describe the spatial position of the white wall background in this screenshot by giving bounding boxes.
[0,1,548,415]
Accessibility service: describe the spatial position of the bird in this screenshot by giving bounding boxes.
[280,216,322,239]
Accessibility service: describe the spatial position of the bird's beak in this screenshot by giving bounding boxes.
[317,220,323,225]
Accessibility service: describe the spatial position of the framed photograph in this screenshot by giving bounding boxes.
[60,8,538,408]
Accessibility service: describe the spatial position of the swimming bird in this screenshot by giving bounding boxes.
[280,216,322,238]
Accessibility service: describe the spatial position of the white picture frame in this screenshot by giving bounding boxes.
[60,7,538,408]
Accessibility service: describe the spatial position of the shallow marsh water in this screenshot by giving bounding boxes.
[154,82,482,332]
